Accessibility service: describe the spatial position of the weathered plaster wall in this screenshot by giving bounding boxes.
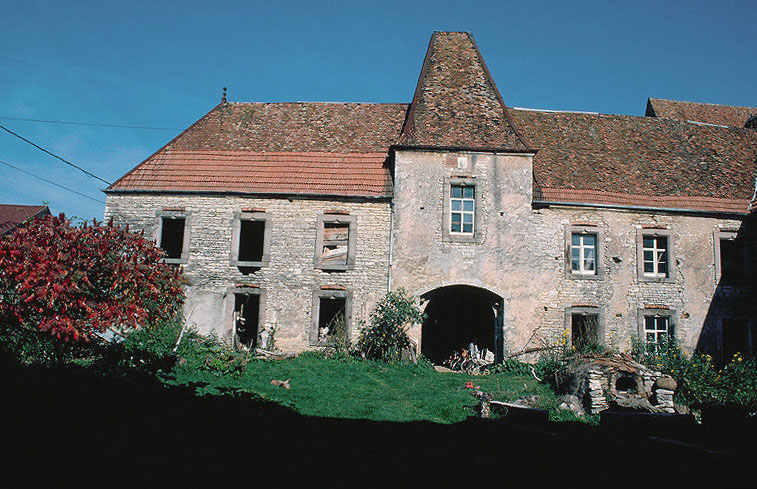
[105,194,391,351]
[390,149,753,357]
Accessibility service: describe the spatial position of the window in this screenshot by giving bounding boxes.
[227,287,265,351]
[715,231,746,285]
[636,229,674,282]
[314,214,356,271]
[638,309,675,352]
[722,318,755,360]
[565,307,603,350]
[566,225,603,278]
[450,185,475,234]
[442,177,481,242]
[231,212,271,268]
[311,288,351,345]
[154,211,190,264]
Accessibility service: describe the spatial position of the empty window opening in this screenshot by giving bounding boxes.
[160,217,185,259]
[238,220,266,263]
[318,297,346,343]
[233,293,260,349]
[571,233,597,275]
[421,285,502,364]
[643,236,668,278]
[719,238,745,283]
[450,185,475,234]
[321,223,349,266]
[722,319,753,360]
[644,315,672,352]
[571,313,600,351]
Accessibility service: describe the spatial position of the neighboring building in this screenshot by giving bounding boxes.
[105,32,757,362]
[0,204,50,235]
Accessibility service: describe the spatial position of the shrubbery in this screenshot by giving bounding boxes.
[632,337,757,408]
[0,213,185,365]
[355,289,425,362]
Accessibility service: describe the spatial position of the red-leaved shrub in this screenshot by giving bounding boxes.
[0,213,185,341]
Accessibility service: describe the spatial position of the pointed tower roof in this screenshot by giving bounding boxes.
[397,31,532,152]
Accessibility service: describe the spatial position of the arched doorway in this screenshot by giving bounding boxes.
[420,285,503,364]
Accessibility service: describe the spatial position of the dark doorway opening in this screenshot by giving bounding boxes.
[238,220,265,263]
[234,293,260,349]
[160,217,185,259]
[571,313,599,351]
[318,297,346,343]
[421,285,502,364]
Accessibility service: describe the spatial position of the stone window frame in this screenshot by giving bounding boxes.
[564,306,604,348]
[442,177,483,243]
[636,228,675,283]
[719,316,755,358]
[314,213,357,271]
[225,286,266,349]
[714,230,748,284]
[153,210,191,265]
[310,287,352,346]
[230,211,272,268]
[637,308,676,351]
[565,225,604,280]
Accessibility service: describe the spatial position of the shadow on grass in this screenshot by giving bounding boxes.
[1,359,754,487]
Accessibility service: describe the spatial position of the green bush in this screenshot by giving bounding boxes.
[632,336,757,408]
[355,289,425,362]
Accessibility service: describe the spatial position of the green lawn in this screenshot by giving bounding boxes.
[163,352,559,424]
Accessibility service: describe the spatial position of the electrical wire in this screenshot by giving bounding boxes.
[0,124,112,185]
[0,159,106,204]
[0,116,180,131]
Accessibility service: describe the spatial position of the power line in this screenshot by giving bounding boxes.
[0,124,112,185]
[0,159,106,204]
[0,116,180,131]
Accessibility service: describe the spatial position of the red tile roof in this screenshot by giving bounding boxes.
[511,109,757,214]
[397,32,531,152]
[110,151,392,197]
[109,103,407,198]
[646,98,757,128]
[0,204,50,235]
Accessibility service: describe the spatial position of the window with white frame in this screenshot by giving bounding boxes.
[571,233,597,275]
[450,184,475,235]
[643,236,668,277]
[639,312,674,352]
[637,229,674,281]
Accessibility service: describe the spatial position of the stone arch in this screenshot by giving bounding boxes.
[418,284,504,364]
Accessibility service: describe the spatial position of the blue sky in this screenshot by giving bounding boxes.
[1,0,755,221]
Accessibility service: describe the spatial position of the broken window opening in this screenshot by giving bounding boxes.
[160,217,185,260]
[722,318,753,360]
[238,220,266,263]
[571,313,600,351]
[317,297,346,344]
[718,238,745,284]
[233,293,260,349]
[322,222,349,266]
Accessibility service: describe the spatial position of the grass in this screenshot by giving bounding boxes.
[163,352,560,424]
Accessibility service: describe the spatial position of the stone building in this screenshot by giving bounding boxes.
[104,32,757,362]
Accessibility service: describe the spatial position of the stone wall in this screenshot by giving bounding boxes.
[390,149,754,358]
[104,194,391,351]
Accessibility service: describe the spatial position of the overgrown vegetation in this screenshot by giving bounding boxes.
[355,289,425,361]
[631,336,757,408]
